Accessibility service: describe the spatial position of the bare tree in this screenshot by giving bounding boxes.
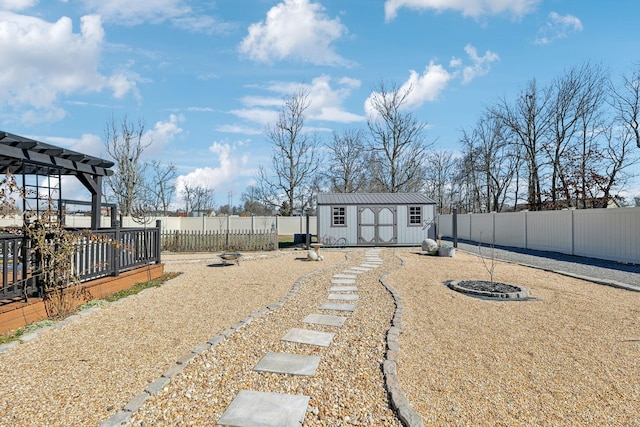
[180,182,214,216]
[240,185,272,215]
[610,66,640,148]
[543,63,608,208]
[461,114,519,212]
[424,150,456,213]
[491,80,551,210]
[324,128,368,193]
[366,82,431,193]
[146,160,177,215]
[104,115,150,216]
[259,87,320,215]
[187,185,215,215]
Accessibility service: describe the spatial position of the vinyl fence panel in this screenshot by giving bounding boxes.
[437,207,640,264]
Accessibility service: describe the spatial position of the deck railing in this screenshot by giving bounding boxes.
[0,222,161,302]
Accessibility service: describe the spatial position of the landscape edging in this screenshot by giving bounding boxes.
[379,250,425,427]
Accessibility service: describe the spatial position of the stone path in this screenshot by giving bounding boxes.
[216,249,382,427]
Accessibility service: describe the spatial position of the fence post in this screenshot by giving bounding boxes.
[155,220,162,264]
[113,218,121,277]
[452,208,458,248]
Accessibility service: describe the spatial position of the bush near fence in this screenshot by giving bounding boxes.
[161,229,277,252]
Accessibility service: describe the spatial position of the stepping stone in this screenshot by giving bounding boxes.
[351,266,370,272]
[320,302,356,312]
[253,352,321,376]
[342,269,364,275]
[331,278,356,285]
[361,263,379,268]
[281,328,334,347]
[333,274,357,279]
[329,286,357,292]
[303,313,347,327]
[218,390,309,427]
[328,293,359,301]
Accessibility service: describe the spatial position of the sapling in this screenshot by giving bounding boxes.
[478,232,496,285]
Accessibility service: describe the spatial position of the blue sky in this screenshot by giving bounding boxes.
[1,0,639,207]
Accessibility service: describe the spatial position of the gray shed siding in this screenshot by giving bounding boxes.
[316,193,436,246]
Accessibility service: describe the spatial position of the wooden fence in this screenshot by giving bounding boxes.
[161,229,277,252]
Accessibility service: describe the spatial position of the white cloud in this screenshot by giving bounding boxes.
[42,133,105,159]
[365,61,453,115]
[80,0,190,25]
[0,12,139,124]
[384,0,541,21]
[174,140,255,206]
[0,0,37,11]
[216,124,263,135]
[450,44,500,84]
[228,75,364,131]
[239,0,351,66]
[535,12,583,45]
[143,114,185,157]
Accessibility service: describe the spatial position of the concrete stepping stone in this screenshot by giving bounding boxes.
[333,274,357,279]
[319,302,356,312]
[331,278,356,285]
[329,286,357,292]
[328,293,359,301]
[342,269,364,274]
[361,263,379,268]
[351,266,370,272]
[302,313,347,327]
[218,390,309,427]
[281,328,334,347]
[253,352,321,376]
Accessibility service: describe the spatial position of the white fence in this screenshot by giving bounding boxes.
[437,208,640,264]
[0,215,318,236]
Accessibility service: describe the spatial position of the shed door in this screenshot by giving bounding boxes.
[358,206,397,245]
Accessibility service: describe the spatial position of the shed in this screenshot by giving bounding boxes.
[316,193,436,246]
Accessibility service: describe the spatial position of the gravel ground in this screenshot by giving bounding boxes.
[388,248,640,426]
[0,250,351,427]
[448,240,640,287]
[1,247,638,426]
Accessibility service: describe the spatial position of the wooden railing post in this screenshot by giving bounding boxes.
[113,219,121,277]
[155,220,162,264]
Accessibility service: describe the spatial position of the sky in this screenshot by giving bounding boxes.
[1,0,640,208]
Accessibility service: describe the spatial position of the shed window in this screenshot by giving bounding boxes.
[332,206,346,226]
[408,206,422,226]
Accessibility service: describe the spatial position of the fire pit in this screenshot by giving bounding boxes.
[217,251,243,266]
[447,280,528,300]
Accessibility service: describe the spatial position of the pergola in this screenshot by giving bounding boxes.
[0,130,114,230]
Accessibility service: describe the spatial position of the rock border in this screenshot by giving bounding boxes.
[447,280,529,300]
[378,250,425,427]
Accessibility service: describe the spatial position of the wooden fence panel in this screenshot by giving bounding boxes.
[160,229,277,252]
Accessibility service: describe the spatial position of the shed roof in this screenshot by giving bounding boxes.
[0,130,114,176]
[317,192,435,205]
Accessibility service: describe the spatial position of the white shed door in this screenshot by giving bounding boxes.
[358,206,397,245]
